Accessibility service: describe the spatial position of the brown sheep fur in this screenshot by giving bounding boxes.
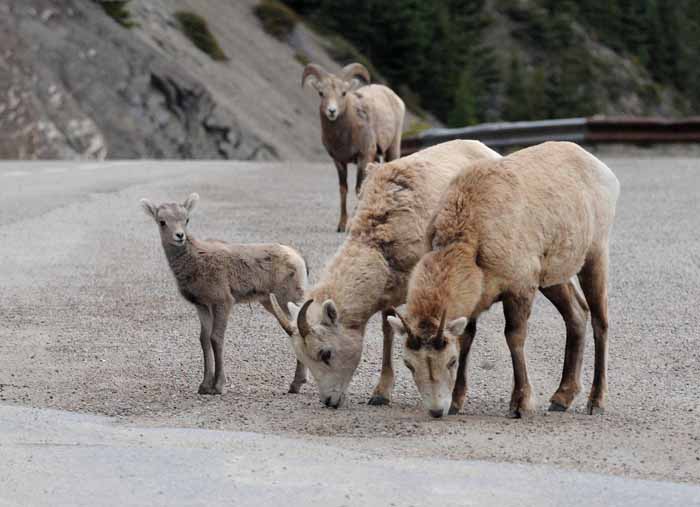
[268,140,502,408]
[141,193,308,396]
[303,63,405,232]
[389,142,620,418]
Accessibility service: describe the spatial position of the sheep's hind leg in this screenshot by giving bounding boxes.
[503,291,536,418]
[261,299,307,393]
[355,149,376,196]
[578,248,610,415]
[368,310,395,405]
[386,132,402,161]
[195,304,217,394]
[210,300,232,394]
[335,161,348,233]
[449,318,477,415]
[540,281,588,412]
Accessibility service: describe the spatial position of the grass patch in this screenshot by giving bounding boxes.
[253,0,299,41]
[174,11,228,61]
[294,51,311,66]
[94,0,136,28]
[402,120,433,138]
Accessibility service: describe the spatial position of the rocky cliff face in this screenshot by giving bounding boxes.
[0,0,327,161]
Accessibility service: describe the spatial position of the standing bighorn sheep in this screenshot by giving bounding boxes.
[268,140,501,408]
[389,142,620,418]
[303,62,405,232]
[140,193,309,395]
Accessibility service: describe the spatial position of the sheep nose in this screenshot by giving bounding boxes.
[429,409,444,419]
[327,107,337,115]
[175,232,184,240]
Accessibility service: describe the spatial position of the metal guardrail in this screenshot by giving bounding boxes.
[401,117,700,154]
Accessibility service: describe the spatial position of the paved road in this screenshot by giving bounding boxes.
[0,159,699,505]
[2,403,699,507]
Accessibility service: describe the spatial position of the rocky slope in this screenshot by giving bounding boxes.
[0,0,330,160]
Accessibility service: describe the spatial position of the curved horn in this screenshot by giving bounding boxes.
[392,309,414,338]
[269,294,294,336]
[341,63,370,85]
[297,299,314,338]
[435,309,447,341]
[301,64,328,88]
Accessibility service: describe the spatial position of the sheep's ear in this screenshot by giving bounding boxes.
[287,302,301,322]
[387,315,406,336]
[140,199,158,220]
[183,193,199,213]
[321,299,338,327]
[447,317,468,337]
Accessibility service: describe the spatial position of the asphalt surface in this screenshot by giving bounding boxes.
[2,403,699,507]
[0,158,699,505]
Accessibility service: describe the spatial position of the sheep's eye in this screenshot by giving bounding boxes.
[447,357,457,369]
[186,218,190,225]
[319,91,324,97]
[159,220,166,227]
[403,360,415,373]
[319,349,332,365]
[342,91,347,96]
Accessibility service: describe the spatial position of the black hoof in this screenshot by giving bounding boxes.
[198,385,220,395]
[448,406,460,415]
[587,401,605,415]
[368,395,390,406]
[548,401,568,412]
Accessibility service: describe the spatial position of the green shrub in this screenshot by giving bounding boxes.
[174,11,228,61]
[253,0,299,41]
[95,0,136,28]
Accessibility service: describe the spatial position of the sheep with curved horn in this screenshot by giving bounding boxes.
[302,61,405,232]
[389,142,619,419]
[268,140,503,409]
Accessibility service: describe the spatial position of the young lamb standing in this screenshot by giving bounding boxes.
[267,140,502,409]
[388,142,620,419]
[303,62,405,232]
[140,193,309,395]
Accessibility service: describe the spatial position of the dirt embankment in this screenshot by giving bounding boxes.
[0,0,332,161]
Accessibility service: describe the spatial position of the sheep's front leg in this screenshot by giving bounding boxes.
[449,318,477,415]
[368,310,395,405]
[288,360,308,394]
[210,300,232,394]
[503,292,536,418]
[335,161,349,233]
[195,304,216,395]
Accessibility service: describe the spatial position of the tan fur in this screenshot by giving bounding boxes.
[303,62,406,232]
[141,194,308,396]
[272,140,502,408]
[400,142,620,417]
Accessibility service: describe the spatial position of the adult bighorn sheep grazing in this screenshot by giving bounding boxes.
[268,140,501,408]
[389,142,620,419]
[303,62,405,232]
[140,193,309,395]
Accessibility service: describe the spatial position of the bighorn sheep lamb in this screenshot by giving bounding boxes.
[140,193,309,395]
[268,140,502,408]
[388,142,620,419]
[303,62,405,232]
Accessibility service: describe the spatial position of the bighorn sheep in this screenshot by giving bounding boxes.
[388,142,620,418]
[268,140,501,408]
[140,193,309,395]
[302,62,405,232]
